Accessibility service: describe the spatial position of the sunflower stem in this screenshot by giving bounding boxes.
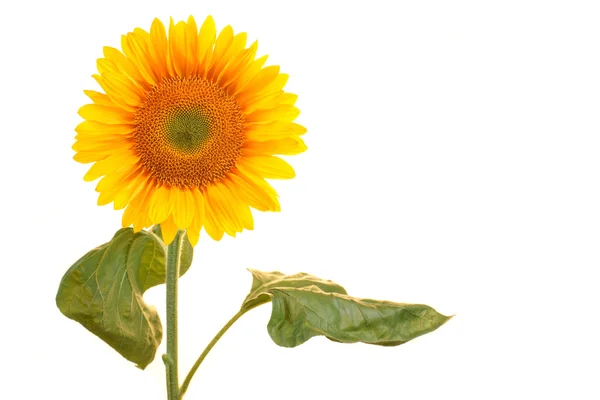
[179,310,246,398]
[164,232,184,400]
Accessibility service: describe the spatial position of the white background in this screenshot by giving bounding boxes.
[0,0,599,399]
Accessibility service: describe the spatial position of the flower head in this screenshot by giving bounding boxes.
[74,16,306,245]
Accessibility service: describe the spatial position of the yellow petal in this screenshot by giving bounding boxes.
[187,188,206,246]
[206,25,233,78]
[229,55,269,96]
[112,171,148,210]
[237,73,288,106]
[84,90,113,106]
[279,93,298,105]
[103,46,150,90]
[137,186,156,230]
[74,145,133,161]
[197,16,216,76]
[149,18,169,79]
[100,69,145,105]
[160,214,179,245]
[240,91,283,114]
[185,188,198,227]
[207,31,247,82]
[72,137,133,152]
[187,226,200,247]
[75,121,135,136]
[95,164,138,192]
[169,18,187,77]
[148,184,175,224]
[214,181,244,232]
[122,180,155,229]
[236,65,280,97]
[122,31,158,86]
[239,156,295,179]
[78,104,134,125]
[98,189,118,206]
[244,136,307,156]
[73,152,108,164]
[205,185,238,235]
[218,40,258,89]
[245,105,300,123]
[202,198,225,241]
[244,121,306,142]
[132,28,160,82]
[92,73,137,113]
[83,151,140,181]
[184,16,199,77]
[225,171,280,211]
[220,180,254,230]
[171,187,195,229]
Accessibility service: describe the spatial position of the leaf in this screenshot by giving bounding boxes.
[241,269,348,312]
[265,286,452,348]
[241,270,450,347]
[56,228,169,369]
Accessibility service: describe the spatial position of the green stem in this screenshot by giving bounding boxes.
[179,310,246,398]
[164,233,184,400]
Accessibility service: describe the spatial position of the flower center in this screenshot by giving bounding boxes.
[134,77,244,188]
[165,109,212,154]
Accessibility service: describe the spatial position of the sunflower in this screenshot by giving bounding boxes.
[74,16,306,246]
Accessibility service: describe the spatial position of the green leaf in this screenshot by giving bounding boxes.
[56,227,175,369]
[241,269,348,312]
[241,270,451,348]
[266,286,452,348]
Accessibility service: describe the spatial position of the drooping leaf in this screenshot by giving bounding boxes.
[56,227,170,369]
[265,286,452,348]
[241,269,348,312]
[241,270,450,348]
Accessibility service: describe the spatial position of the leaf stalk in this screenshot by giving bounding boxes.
[179,310,246,398]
